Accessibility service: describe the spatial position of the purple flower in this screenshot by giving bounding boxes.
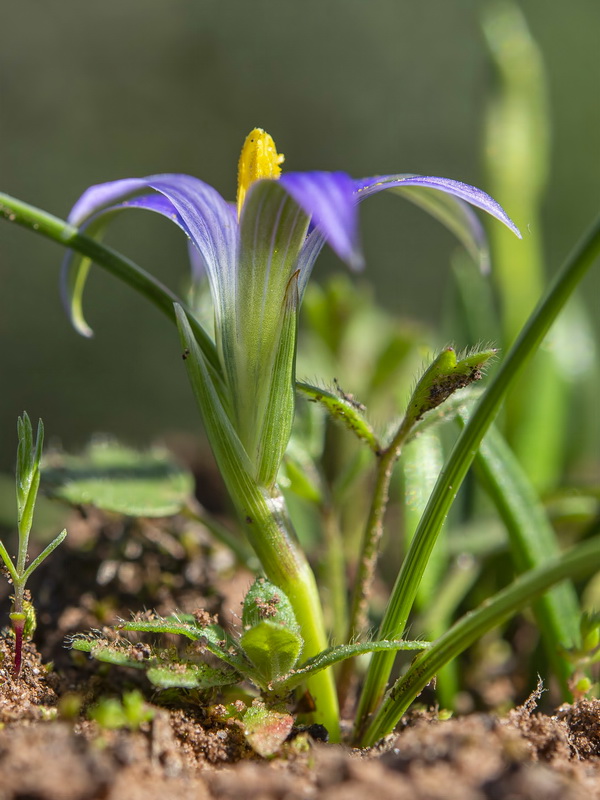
[63,128,519,337]
[62,129,520,484]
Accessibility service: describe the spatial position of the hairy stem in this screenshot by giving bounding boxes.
[337,417,412,707]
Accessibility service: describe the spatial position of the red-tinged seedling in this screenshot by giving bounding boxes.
[0,413,66,675]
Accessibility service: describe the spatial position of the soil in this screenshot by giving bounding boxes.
[1,509,599,800]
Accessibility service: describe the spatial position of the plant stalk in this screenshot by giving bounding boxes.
[337,416,412,708]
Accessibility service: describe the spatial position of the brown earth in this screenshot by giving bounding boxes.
[2,640,599,800]
[1,510,599,800]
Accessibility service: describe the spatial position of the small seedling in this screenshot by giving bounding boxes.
[560,611,600,698]
[89,689,155,730]
[73,576,429,754]
[73,577,429,695]
[0,413,66,675]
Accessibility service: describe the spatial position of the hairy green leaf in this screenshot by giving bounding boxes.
[275,638,430,693]
[240,621,303,686]
[297,381,381,453]
[404,347,497,431]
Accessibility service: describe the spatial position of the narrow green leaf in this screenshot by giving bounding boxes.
[16,412,34,519]
[62,212,120,337]
[21,529,67,584]
[451,253,501,353]
[18,469,40,541]
[0,539,18,584]
[355,214,600,733]
[33,418,44,470]
[175,305,256,498]
[16,413,44,575]
[275,639,430,693]
[281,454,323,505]
[256,270,299,487]
[402,429,445,610]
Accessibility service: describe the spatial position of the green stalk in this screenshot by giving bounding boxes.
[359,535,600,747]
[347,417,412,637]
[177,307,341,740]
[354,213,600,739]
[321,505,348,647]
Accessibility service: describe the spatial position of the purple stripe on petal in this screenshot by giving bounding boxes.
[280,171,364,270]
[65,174,239,314]
[67,179,150,225]
[145,175,239,291]
[355,174,522,238]
[104,194,208,277]
[122,193,184,222]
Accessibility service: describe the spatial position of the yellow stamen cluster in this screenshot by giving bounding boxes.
[236,128,285,218]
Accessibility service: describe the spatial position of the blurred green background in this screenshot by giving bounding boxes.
[1,0,598,469]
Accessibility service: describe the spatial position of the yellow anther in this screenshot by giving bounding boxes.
[237,128,285,218]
